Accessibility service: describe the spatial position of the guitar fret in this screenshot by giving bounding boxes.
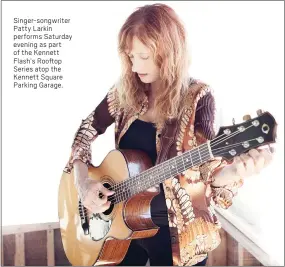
[176,156,183,174]
[197,146,202,162]
[174,158,179,174]
[114,142,212,203]
[189,151,193,166]
[192,148,200,165]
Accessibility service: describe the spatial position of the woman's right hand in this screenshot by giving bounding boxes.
[78,177,115,213]
[73,159,115,213]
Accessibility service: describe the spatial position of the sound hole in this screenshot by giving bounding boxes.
[102,183,115,216]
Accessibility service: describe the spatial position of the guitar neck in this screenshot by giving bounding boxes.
[113,142,212,204]
[112,111,278,203]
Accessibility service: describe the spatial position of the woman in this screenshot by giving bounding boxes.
[64,3,273,266]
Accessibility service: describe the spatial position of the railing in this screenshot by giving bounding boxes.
[2,219,263,266]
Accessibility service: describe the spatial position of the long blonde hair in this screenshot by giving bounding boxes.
[116,3,191,123]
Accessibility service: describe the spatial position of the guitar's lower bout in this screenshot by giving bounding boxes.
[58,149,160,266]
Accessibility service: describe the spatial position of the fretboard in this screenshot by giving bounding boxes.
[113,142,212,204]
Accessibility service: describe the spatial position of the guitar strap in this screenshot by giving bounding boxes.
[155,118,179,166]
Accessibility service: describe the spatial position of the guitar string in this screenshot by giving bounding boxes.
[108,150,210,204]
[108,137,261,204]
[211,125,254,146]
[109,124,254,194]
[107,124,258,203]
[110,144,209,192]
[211,138,257,153]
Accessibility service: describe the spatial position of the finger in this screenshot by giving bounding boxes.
[147,186,159,192]
[258,144,275,153]
[93,194,108,206]
[233,156,246,177]
[259,148,273,168]
[83,196,108,213]
[240,153,255,176]
[84,203,94,213]
[248,149,265,173]
[88,188,108,206]
[99,184,115,196]
[101,201,111,211]
[94,201,111,213]
[269,145,275,153]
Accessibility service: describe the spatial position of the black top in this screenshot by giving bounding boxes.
[118,93,215,226]
[118,119,168,226]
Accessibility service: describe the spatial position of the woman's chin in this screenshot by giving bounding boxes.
[139,75,152,83]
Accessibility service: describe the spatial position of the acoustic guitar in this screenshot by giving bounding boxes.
[58,111,277,266]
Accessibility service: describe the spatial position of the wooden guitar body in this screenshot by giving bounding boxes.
[58,149,160,266]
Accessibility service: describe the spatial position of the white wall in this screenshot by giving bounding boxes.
[2,1,284,264]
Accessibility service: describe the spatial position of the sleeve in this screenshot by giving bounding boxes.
[63,85,119,173]
[194,92,243,209]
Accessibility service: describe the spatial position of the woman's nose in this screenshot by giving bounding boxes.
[131,59,144,73]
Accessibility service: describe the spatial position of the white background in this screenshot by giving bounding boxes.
[2,1,284,265]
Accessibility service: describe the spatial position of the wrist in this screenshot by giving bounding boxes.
[73,160,88,181]
[75,177,93,200]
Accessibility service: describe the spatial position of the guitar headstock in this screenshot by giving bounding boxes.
[211,111,277,161]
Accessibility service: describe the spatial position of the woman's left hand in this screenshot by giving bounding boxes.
[231,147,273,178]
[211,147,274,187]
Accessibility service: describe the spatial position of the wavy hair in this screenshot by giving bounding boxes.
[115,3,191,123]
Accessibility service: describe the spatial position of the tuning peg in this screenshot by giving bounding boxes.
[256,109,264,116]
[243,114,251,121]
